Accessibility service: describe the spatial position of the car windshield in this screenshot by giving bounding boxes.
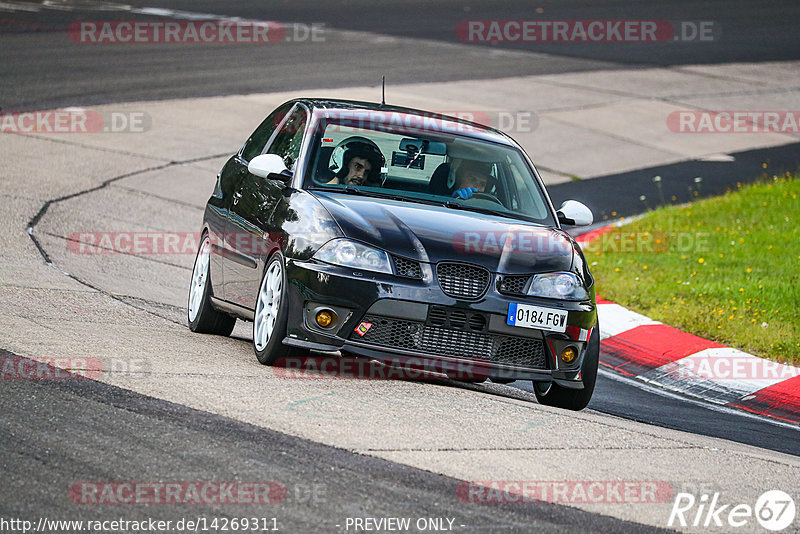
[304,117,555,225]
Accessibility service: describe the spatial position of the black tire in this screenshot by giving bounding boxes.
[253,252,306,365]
[534,324,600,411]
[187,233,236,336]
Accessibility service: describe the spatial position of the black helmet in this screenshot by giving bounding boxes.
[330,137,385,184]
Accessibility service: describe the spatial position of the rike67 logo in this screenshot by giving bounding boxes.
[669,490,796,531]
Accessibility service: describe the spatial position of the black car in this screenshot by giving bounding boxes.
[188,98,599,410]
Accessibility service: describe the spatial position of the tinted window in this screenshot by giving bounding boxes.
[240,102,293,162]
[306,119,554,225]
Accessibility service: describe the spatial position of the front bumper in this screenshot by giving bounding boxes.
[282,258,597,385]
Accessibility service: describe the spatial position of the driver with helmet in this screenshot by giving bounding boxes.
[326,140,385,186]
[451,160,493,199]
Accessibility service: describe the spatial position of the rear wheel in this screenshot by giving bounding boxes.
[188,233,236,336]
[534,325,600,411]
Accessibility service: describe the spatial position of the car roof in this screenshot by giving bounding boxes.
[288,98,515,146]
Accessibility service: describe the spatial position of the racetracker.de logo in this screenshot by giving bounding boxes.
[1,110,150,134]
[65,231,300,255]
[1,356,103,380]
[69,482,286,505]
[452,229,573,256]
[457,481,675,504]
[287,110,538,134]
[667,352,800,381]
[667,111,800,134]
[68,231,203,255]
[67,20,324,44]
[577,231,711,254]
[437,111,538,133]
[273,356,489,381]
[456,20,718,43]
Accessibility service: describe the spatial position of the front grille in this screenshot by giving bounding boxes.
[392,255,423,279]
[494,337,547,367]
[436,262,490,299]
[427,305,487,332]
[354,313,547,369]
[499,274,530,295]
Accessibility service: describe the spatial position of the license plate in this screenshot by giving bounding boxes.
[506,303,568,333]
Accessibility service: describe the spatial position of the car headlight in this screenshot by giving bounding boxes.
[527,272,589,300]
[314,239,392,274]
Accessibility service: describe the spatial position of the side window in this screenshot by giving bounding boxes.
[240,102,293,162]
[265,106,308,171]
[509,162,546,218]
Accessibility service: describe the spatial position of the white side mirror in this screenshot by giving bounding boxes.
[557,200,593,226]
[248,154,291,181]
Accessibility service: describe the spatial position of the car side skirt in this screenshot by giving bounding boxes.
[210,296,254,321]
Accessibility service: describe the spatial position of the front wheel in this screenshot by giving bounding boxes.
[253,253,305,365]
[534,325,600,411]
[187,233,236,336]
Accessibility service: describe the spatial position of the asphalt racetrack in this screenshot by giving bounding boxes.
[1,2,799,533]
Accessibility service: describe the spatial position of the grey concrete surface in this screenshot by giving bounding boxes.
[0,360,671,534]
[2,0,799,111]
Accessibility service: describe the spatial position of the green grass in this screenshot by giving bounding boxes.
[586,173,800,365]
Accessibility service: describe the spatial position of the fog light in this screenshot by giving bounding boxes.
[560,346,578,364]
[315,309,336,328]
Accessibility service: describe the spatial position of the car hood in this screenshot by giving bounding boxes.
[312,191,575,274]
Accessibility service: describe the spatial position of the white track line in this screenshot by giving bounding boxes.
[598,367,800,432]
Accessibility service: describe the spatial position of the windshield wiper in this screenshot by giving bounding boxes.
[443,201,548,225]
[311,186,441,207]
[344,188,440,206]
[443,200,516,220]
[367,191,440,205]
